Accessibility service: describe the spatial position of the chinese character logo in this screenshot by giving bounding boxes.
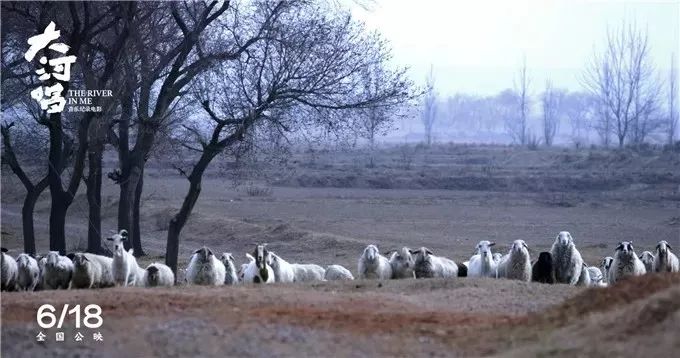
[93,332,103,342]
[74,332,84,342]
[25,21,76,114]
[55,332,64,342]
[36,331,46,342]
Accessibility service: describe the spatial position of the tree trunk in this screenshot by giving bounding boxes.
[132,165,145,256]
[166,151,216,278]
[86,146,103,254]
[49,199,68,255]
[21,185,45,255]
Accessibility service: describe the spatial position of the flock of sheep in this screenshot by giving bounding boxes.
[1,230,678,292]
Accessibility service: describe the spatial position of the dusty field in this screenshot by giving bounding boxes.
[2,274,679,357]
[1,145,679,356]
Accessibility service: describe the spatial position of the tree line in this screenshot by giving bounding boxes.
[1,1,416,276]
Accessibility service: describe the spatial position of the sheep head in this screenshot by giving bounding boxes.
[601,256,613,270]
[16,253,32,268]
[194,247,214,263]
[511,240,529,254]
[107,229,129,256]
[475,241,495,256]
[45,251,61,268]
[656,240,672,256]
[72,254,91,269]
[363,245,380,262]
[253,244,271,280]
[615,241,635,257]
[392,247,414,269]
[147,265,160,284]
[556,231,573,246]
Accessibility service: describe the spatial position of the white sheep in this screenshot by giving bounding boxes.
[550,231,584,285]
[268,252,295,283]
[639,251,655,273]
[653,240,679,273]
[357,244,392,280]
[70,253,115,289]
[1,248,18,291]
[35,255,47,291]
[16,253,40,291]
[42,251,74,290]
[388,247,416,279]
[496,240,531,281]
[185,246,226,285]
[600,256,614,284]
[242,244,275,284]
[586,266,606,287]
[576,263,591,286]
[142,262,175,287]
[412,247,458,278]
[291,263,326,282]
[108,230,144,286]
[492,253,502,264]
[468,241,497,278]
[219,252,239,285]
[324,264,354,281]
[609,241,646,284]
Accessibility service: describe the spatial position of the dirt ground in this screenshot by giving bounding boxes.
[2,274,679,357]
[1,145,679,356]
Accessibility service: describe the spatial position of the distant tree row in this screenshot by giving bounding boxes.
[420,21,678,148]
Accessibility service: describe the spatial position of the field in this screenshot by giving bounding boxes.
[1,144,679,356]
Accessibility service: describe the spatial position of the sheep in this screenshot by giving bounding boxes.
[324,264,354,281]
[268,252,295,283]
[108,230,144,286]
[600,256,614,283]
[42,251,74,290]
[35,255,47,291]
[219,252,239,285]
[357,244,392,280]
[142,262,174,287]
[1,248,18,291]
[586,266,606,287]
[550,231,584,285]
[388,247,416,279]
[291,263,326,282]
[653,240,679,273]
[16,253,40,291]
[238,253,255,283]
[457,262,468,277]
[468,241,497,278]
[412,247,458,278]
[639,251,655,273]
[185,246,226,285]
[576,263,591,286]
[492,253,502,264]
[70,253,115,289]
[242,244,275,284]
[496,240,531,281]
[609,241,646,284]
[531,251,556,284]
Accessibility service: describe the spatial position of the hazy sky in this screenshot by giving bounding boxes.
[352,0,680,96]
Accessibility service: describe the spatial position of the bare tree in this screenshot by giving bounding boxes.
[164,1,414,275]
[506,57,530,145]
[421,65,437,147]
[668,53,678,145]
[583,21,659,148]
[541,80,562,147]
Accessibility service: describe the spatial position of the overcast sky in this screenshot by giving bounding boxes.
[352,0,680,96]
